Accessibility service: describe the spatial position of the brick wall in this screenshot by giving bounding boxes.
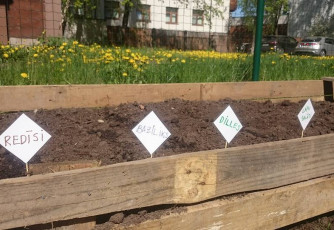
[0,1,7,44]
[7,0,44,44]
[2,0,62,45]
[43,0,62,37]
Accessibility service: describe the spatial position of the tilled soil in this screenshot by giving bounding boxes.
[1,98,334,229]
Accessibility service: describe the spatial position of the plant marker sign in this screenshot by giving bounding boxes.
[0,114,51,170]
[214,105,243,147]
[132,111,171,157]
[297,99,315,137]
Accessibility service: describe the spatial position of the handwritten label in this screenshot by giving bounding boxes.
[0,114,51,163]
[132,111,171,155]
[214,105,243,143]
[297,99,315,130]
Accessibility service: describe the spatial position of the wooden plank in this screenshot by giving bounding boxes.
[1,134,334,229]
[0,81,324,112]
[118,176,334,230]
[28,161,100,230]
[201,80,324,102]
[0,84,201,112]
[28,160,101,175]
[322,77,334,102]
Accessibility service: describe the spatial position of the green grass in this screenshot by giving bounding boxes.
[1,42,334,86]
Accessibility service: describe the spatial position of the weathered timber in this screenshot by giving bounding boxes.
[323,77,334,102]
[28,160,101,230]
[1,134,334,229]
[117,176,334,230]
[0,81,323,112]
[28,160,101,175]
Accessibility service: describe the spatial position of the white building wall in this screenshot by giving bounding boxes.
[106,0,230,34]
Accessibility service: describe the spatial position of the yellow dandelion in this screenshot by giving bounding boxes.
[62,42,67,46]
[272,61,276,65]
[122,72,128,77]
[3,53,9,58]
[181,59,186,63]
[20,73,28,78]
[50,54,54,59]
[33,53,38,58]
[72,41,79,45]
[167,53,172,58]
[126,49,131,53]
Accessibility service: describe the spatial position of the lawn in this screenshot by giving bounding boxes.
[1,41,334,85]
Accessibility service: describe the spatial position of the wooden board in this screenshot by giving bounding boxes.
[28,160,101,175]
[118,176,334,230]
[0,81,323,112]
[28,161,100,230]
[1,134,334,229]
[201,80,324,102]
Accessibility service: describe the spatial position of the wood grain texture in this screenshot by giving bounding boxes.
[1,134,334,229]
[0,81,324,112]
[118,176,334,230]
[200,80,324,102]
[28,160,101,175]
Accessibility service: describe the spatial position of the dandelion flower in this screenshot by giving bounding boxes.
[181,59,186,63]
[72,41,79,45]
[3,53,9,58]
[126,49,131,53]
[271,61,276,65]
[33,54,38,58]
[20,73,28,78]
[122,72,128,77]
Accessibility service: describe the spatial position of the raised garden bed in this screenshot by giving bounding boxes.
[1,80,334,229]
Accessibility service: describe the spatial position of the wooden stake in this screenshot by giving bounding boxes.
[225,142,228,149]
[26,163,29,174]
[301,130,304,138]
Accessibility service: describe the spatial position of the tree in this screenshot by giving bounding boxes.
[308,15,334,37]
[61,0,96,36]
[238,0,289,35]
[62,0,226,31]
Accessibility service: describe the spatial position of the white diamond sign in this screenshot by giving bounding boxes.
[298,99,315,130]
[0,114,51,163]
[132,111,171,156]
[214,105,243,143]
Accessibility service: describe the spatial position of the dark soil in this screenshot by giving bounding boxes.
[2,98,334,229]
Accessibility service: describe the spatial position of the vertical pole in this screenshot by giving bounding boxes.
[252,0,265,81]
[5,0,10,44]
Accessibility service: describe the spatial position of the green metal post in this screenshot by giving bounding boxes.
[252,0,265,81]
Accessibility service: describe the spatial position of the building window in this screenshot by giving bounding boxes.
[105,0,120,19]
[192,10,204,26]
[136,5,150,22]
[166,7,178,24]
